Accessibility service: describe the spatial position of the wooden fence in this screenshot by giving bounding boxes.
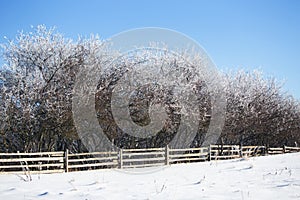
[0,145,299,174]
[0,151,64,174]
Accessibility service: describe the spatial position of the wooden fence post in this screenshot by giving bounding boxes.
[64,149,69,173]
[262,145,265,156]
[239,145,243,158]
[118,149,123,169]
[264,145,268,156]
[165,145,169,165]
[283,145,286,153]
[208,145,211,161]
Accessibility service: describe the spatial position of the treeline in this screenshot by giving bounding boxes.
[0,26,299,152]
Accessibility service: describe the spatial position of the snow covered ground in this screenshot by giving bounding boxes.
[0,153,299,200]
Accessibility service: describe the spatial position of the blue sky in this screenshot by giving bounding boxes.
[0,0,299,99]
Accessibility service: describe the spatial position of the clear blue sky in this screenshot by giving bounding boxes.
[0,0,299,99]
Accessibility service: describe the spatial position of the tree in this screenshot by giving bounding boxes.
[0,26,299,153]
[0,25,105,152]
[221,70,300,146]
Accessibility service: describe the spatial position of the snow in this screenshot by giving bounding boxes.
[0,153,299,200]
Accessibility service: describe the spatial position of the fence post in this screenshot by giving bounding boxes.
[165,145,169,165]
[118,148,123,169]
[208,145,211,161]
[264,144,268,156]
[283,145,286,153]
[239,145,243,158]
[64,149,69,173]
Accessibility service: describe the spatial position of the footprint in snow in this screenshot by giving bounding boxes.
[38,192,49,196]
[276,184,290,188]
[85,181,99,186]
[6,188,16,192]
[1,188,16,194]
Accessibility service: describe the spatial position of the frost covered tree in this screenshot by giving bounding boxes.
[91,48,220,149]
[0,26,299,152]
[0,25,106,152]
[221,70,300,146]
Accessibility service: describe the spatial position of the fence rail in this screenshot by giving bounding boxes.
[0,145,299,174]
[0,151,64,174]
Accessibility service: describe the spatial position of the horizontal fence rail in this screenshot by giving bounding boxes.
[121,147,165,169]
[241,146,266,157]
[169,147,209,164]
[66,150,119,172]
[0,151,64,174]
[1,145,300,174]
[209,145,240,160]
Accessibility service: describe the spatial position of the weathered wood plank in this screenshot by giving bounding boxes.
[210,155,240,159]
[169,147,209,152]
[122,157,165,163]
[122,152,165,156]
[123,163,164,168]
[122,148,164,152]
[68,156,118,163]
[268,148,283,151]
[68,162,117,169]
[0,163,63,169]
[210,145,240,148]
[0,152,64,156]
[0,157,63,162]
[169,152,208,157]
[68,151,118,157]
[285,147,300,150]
[0,169,65,174]
[169,157,207,163]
